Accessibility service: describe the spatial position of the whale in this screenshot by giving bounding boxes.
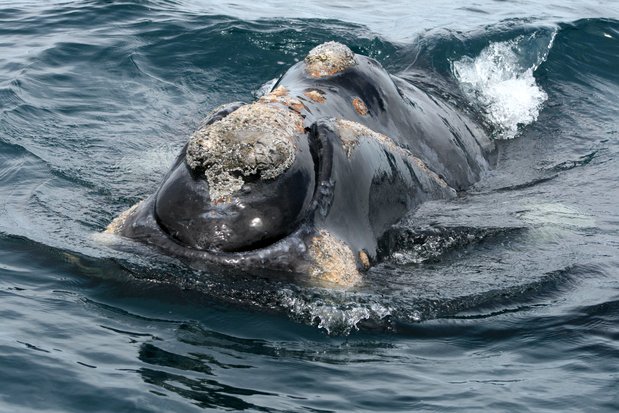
[106,42,494,286]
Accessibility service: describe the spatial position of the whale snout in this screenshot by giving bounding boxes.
[154,103,316,252]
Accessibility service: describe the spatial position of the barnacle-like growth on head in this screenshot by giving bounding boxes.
[305,41,357,78]
[309,230,362,287]
[304,89,326,103]
[186,103,303,200]
[352,97,368,116]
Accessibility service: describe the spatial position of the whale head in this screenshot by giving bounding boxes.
[103,41,484,287]
[154,102,316,253]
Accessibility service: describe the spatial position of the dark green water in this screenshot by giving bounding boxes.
[1,1,618,411]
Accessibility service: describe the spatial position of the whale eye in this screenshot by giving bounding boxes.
[153,104,315,252]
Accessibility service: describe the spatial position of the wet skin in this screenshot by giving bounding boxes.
[106,43,494,286]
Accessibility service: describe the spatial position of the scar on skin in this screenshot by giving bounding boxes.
[304,89,326,103]
[335,119,452,190]
[352,97,368,116]
[410,157,450,189]
[308,230,362,287]
[304,41,357,78]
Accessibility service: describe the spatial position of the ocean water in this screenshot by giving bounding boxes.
[1,1,618,411]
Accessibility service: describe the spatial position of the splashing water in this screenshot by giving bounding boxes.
[452,32,556,139]
[278,289,394,335]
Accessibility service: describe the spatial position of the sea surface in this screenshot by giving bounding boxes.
[1,1,618,412]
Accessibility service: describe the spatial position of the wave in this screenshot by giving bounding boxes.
[393,18,618,139]
[1,11,617,334]
[452,32,555,139]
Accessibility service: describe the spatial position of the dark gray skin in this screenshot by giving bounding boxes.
[106,42,494,286]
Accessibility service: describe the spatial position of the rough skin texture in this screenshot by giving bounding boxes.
[258,86,307,114]
[186,103,303,200]
[309,230,362,287]
[304,41,357,78]
[352,97,368,116]
[303,89,326,103]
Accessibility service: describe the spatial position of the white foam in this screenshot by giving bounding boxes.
[452,33,555,139]
[279,289,393,335]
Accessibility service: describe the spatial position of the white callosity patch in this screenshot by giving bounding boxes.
[452,33,556,139]
[186,103,302,200]
[304,41,357,78]
[308,229,362,287]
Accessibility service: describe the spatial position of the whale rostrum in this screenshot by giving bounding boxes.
[186,103,302,201]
